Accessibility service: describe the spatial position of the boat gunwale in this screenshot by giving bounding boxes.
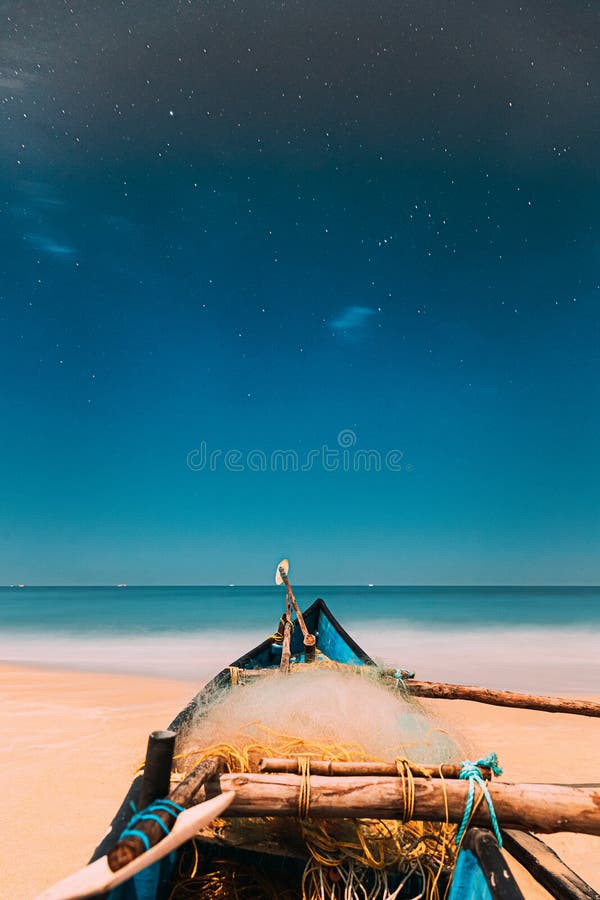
[91,597,374,862]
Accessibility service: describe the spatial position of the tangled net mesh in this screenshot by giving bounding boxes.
[168,666,466,899]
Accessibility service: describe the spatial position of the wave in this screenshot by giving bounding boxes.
[1,624,597,694]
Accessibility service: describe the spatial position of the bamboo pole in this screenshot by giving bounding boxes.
[205,773,600,836]
[259,757,492,780]
[403,681,600,718]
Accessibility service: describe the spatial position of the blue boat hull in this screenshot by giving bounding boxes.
[95,598,522,900]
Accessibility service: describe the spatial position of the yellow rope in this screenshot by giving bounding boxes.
[187,839,200,880]
[395,757,415,823]
[228,666,241,686]
[429,765,450,899]
[297,755,311,819]
[168,674,461,899]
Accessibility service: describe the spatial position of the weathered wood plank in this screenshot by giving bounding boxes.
[502,830,600,900]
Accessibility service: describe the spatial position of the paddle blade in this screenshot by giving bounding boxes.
[35,791,236,900]
[34,858,114,900]
[275,558,289,584]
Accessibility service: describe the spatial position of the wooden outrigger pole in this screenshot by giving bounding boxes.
[84,755,600,874]
[403,680,600,718]
[209,771,600,836]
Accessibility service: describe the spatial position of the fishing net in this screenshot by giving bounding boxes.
[169,667,466,899]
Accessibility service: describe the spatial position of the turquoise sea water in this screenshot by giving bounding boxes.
[1,586,598,692]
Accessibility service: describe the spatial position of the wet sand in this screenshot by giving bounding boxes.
[1,663,598,899]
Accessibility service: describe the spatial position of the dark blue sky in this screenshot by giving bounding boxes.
[1,0,598,584]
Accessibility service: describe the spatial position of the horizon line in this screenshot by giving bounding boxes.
[2,583,599,589]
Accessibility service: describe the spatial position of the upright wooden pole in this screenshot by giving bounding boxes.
[138,730,176,810]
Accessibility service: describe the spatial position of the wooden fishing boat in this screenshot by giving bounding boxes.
[37,565,600,900]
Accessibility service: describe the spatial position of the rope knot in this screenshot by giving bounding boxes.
[459,761,483,780]
[456,752,503,848]
[474,751,503,777]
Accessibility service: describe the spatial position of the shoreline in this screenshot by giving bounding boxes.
[2,620,599,694]
[3,656,600,699]
[2,662,598,899]
[0,657,200,684]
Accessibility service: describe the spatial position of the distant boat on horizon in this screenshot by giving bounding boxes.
[116,583,127,588]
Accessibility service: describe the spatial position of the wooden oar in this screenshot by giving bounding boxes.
[34,791,235,900]
[276,558,316,661]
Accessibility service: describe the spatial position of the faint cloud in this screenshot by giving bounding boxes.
[0,42,42,93]
[18,180,65,209]
[102,214,140,236]
[331,305,376,332]
[11,182,66,220]
[25,233,75,256]
[0,73,36,91]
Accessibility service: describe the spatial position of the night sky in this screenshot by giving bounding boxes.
[1,0,599,584]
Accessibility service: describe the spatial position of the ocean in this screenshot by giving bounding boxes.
[1,586,598,693]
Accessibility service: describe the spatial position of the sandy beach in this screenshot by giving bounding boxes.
[0,665,197,900]
[2,663,598,900]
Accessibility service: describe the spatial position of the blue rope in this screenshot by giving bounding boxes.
[393,667,415,687]
[120,798,185,851]
[456,752,503,848]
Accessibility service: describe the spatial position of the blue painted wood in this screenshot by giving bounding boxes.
[448,850,495,900]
